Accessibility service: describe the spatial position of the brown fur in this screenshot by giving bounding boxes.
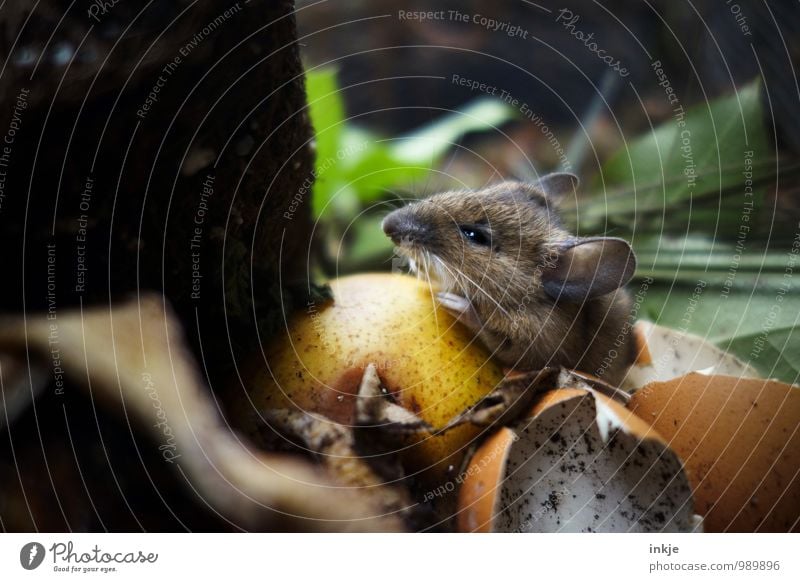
[382,181,635,385]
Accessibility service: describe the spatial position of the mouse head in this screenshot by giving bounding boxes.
[382,173,636,307]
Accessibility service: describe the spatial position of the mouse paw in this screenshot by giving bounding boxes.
[442,368,558,430]
[436,292,482,331]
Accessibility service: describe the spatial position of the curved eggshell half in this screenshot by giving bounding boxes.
[629,373,800,532]
[456,428,515,533]
[457,388,700,532]
[623,321,759,391]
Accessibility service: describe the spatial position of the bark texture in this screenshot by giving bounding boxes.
[0,0,316,530]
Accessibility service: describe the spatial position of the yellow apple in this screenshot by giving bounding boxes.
[232,273,504,482]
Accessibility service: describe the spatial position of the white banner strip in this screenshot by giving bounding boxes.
[0,533,797,581]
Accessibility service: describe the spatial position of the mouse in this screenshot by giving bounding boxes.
[381,173,637,386]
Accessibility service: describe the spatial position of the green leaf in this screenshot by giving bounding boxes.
[306,67,345,163]
[632,236,791,289]
[631,232,800,383]
[306,69,518,219]
[581,80,775,228]
[337,132,431,202]
[638,281,800,384]
[306,69,433,217]
[727,326,800,384]
[347,214,395,264]
[390,98,519,164]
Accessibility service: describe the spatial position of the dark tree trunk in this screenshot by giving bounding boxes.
[0,0,314,370]
[0,1,315,530]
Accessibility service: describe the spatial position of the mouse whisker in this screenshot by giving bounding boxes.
[413,251,425,280]
[432,256,512,320]
[430,255,460,296]
[449,264,512,320]
[383,198,405,212]
[421,251,441,335]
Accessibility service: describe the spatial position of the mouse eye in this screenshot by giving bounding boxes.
[459,225,492,247]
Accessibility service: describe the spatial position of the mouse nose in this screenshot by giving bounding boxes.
[383,210,428,246]
[381,213,404,245]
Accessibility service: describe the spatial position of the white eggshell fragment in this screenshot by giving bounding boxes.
[623,320,759,391]
[458,388,701,533]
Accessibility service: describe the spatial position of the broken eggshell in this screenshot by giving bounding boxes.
[457,387,701,532]
[623,320,760,391]
[628,373,800,532]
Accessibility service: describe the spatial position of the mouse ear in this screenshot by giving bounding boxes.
[541,237,636,302]
[533,173,580,198]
